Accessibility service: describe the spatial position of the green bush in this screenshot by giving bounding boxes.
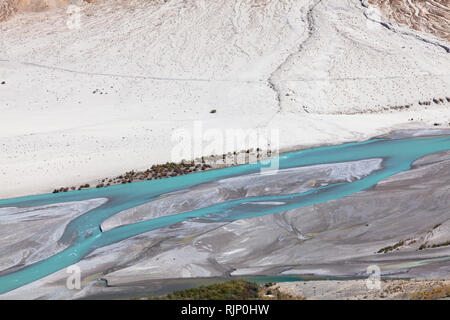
[158,280,259,300]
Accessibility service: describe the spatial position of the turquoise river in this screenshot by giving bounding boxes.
[0,135,449,294]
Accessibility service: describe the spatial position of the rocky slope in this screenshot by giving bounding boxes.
[368,0,449,42]
[0,0,70,21]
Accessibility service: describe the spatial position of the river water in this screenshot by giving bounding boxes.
[0,135,449,294]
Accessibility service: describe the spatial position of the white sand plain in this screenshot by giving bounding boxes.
[0,0,449,199]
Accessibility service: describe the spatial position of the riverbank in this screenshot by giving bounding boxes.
[58,276,450,300]
[1,132,449,299]
[132,279,303,300]
[126,277,450,300]
[49,127,450,196]
[276,278,450,300]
